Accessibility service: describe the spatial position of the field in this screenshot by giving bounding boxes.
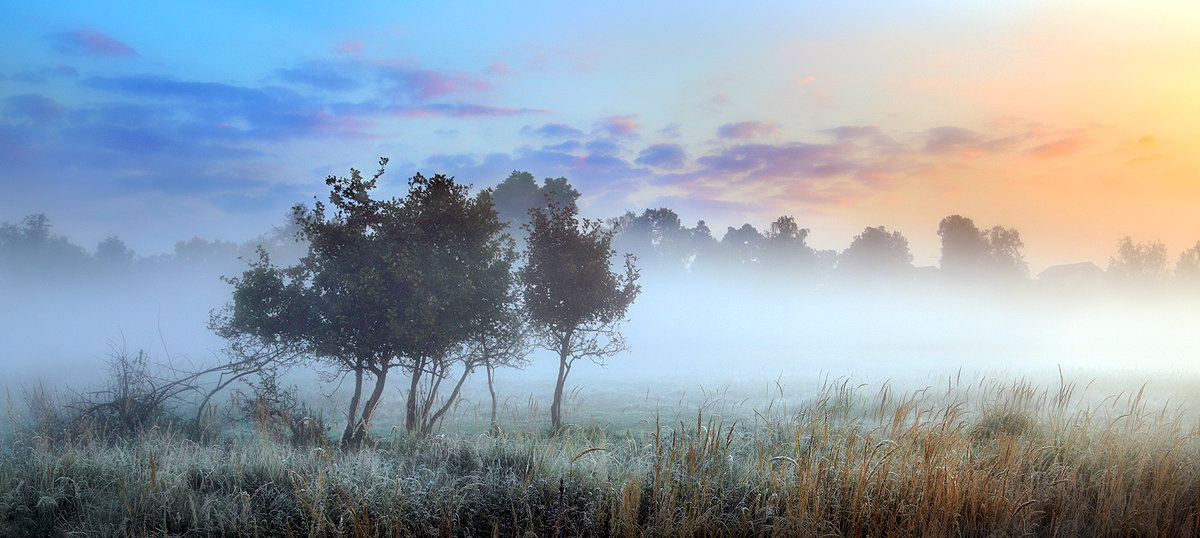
[2,372,1199,537]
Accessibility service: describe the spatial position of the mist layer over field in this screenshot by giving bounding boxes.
[4,262,1196,404]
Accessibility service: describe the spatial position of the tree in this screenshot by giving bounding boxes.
[838,226,913,278]
[387,179,517,435]
[492,171,542,230]
[762,215,819,274]
[1108,236,1169,283]
[540,176,581,211]
[520,201,640,430]
[937,215,988,278]
[0,213,90,282]
[938,215,1027,280]
[220,159,516,446]
[611,207,691,273]
[491,171,581,233]
[1176,241,1200,284]
[984,226,1028,279]
[465,287,533,434]
[717,223,764,271]
[95,236,135,272]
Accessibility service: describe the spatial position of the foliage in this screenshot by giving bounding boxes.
[0,214,90,283]
[520,201,641,430]
[232,371,328,447]
[938,214,1028,279]
[491,170,581,232]
[838,225,913,278]
[1177,240,1200,283]
[1109,236,1170,283]
[220,159,516,445]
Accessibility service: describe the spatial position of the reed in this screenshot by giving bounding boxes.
[1,375,1197,536]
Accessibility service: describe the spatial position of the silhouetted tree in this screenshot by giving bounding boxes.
[762,216,818,274]
[1176,241,1200,284]
[520,202,640,430]
[220,159,515,446]
[95,236,135,272]
[612,207,690,273]
[838,226,913,278]
[686,220,719,272]
[938,215,989,278]
[492,171,581,234]
[718,223,764,271]
[1108,236,1169,283]
[938,215,1027,280]
[984,226,1028,279]
[540,176,581,210]
[0,213,90,282]
[493,171,543,230]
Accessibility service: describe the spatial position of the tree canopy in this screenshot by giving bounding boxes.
[520,201,640,429]
[220,159,516,445]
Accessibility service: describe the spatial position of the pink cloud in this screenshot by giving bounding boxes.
[597,115,640,138]
[333,39,364,54]
[486,62,511,75]
[1028,136,1082,158]
[377,65,491,100]
[717,121,779,139]
[54,30,135,58]
[389,103,546,117]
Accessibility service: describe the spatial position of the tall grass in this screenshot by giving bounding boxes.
[2,375,1197,536]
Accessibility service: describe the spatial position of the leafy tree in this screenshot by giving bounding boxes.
[1176,241,1200,283]
[466,287,533,434]
[95,236,135,272]
[1108,236,1169,283]
[520,202,640,430]
[491,171,581,233]
[717,223,764,271]
[612,207,691,272]
[838,226,913,278]
[984,225,1028,279]
[492,171,543,230]
[762,215,818,273]
[540,176,581,211]
[220,159,515,445]
[0,213,90,282]
[938,215,988,278]
[938,215,1027,280]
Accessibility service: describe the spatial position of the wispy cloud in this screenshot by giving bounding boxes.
[376,65,490,100]
[635,143,686,169]
[3,94,63,122]
[332,39,363,55]
[52,30,135,58]
[276,60,363,92]
[717,121,779,139]
[522,123,584,138]
[596,115,640,138]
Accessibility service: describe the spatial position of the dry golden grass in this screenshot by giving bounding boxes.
[2,374,1198,536]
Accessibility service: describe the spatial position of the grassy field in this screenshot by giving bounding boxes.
[2,373,1198,536]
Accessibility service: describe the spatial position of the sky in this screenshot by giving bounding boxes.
[3,1,1200,271]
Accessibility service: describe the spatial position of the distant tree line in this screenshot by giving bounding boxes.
[6,174,1198,290]
[5,165,1199,446]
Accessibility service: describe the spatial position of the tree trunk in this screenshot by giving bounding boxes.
[550,332,571,431]
[351,366,389,446]
[486,364,498,435]
[426,363,475,434]
[340,368,365,448]
[404,357,425,432]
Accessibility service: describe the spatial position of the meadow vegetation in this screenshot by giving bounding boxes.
[3,371,1197,536]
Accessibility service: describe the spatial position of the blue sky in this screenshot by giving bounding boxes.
[3,1,1199,269]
